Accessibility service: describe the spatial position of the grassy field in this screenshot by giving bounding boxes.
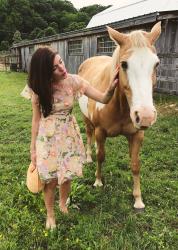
[0,71,178,250]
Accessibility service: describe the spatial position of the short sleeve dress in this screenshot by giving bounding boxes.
[21,74,88,185]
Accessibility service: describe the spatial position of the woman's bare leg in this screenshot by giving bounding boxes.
[59,180,71,214]
[44,179,58,229]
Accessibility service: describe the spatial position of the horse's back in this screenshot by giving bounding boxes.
[78,56,112,90]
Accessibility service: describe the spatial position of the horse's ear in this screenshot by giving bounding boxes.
[148,21,161,45]
[106,26,127,46]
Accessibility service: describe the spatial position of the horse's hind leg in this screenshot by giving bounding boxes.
[84,115,94,163]
[94,127,106,187]
[127,131,145,210]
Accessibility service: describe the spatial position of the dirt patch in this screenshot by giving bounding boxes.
[0,63,10,71]
[0,63,5,70]
[157,103,178,116]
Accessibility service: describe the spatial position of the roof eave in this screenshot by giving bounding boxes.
[11,10,178,49]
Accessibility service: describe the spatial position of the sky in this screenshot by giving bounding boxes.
[68,0,120,9]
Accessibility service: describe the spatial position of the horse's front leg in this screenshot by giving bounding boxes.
[127,131,145,210]
[84,116,94,163]
[94,127,106,187]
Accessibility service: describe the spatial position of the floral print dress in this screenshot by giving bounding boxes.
[21,74,88,185]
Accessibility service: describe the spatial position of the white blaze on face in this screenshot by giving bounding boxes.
[126,47,159,128]
[127,47,159,108]
[79,95,89,118]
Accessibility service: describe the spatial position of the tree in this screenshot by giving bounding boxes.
[76,12,89,24]
[30,27,42,40]
[44,27,57,37]
[59,12,77,32]
[0,40,9,50]
[49,22,58,32]
[65,22,85,32]
[12,30,22,43]
[32,16,48,29]
[36,29,45,39]
[0,0,110,45]
[80,4,110,17]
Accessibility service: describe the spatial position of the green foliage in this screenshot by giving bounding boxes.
[76,12,90,23]
[0,0,109,49]
[80,4,111,17]
[0,40,9,50]
[29,27,42,40]
[12,30,22,43]
[60,12,77,31]
[64,22,86,32]
[49,22,58,32]
[32,16,48,29]
[44,26,57,37]
[31,26,58,39]
[36,29,45,39]
[0,72,178,249]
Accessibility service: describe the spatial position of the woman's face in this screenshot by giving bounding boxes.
[52,54,67,81]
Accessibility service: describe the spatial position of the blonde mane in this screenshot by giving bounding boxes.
[129,30,147,47]
[111,46,120,76]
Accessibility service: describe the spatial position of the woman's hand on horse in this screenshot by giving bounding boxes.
[83,65,119,104]
[110,65,120,91]
[102,66,119,103]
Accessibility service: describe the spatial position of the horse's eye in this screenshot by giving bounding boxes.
[121,61,128,70]
[155,62,160,68]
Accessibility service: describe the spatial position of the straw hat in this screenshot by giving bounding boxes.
[26,162,45,193]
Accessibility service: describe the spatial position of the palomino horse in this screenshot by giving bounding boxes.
[78,22,161,210]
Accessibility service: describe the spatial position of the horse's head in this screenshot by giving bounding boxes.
[107,22,161,129]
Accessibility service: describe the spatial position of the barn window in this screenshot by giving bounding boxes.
[68,40,83,55]
[97,36,116,54]
[29,46,34,55]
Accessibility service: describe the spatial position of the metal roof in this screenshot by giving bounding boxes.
[87,0,178,28]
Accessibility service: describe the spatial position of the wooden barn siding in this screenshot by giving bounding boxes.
[21,48,27,72]
[70,19,176,95]
[80,20,178,94]
[11,16,178,94]
[21,47,32,72]
[52,36,92,73]
[156,19,178,94]
[64,37,89,73]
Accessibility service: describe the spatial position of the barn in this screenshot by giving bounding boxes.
[11,0,178,94]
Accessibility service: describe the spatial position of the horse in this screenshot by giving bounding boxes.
[78,22,161,210]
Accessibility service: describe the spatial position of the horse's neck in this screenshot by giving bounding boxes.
[106,47,130,115]
[111,85,130,116]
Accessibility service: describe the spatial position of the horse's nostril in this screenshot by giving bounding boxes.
[136,116,140,123]
[135,111,140,124]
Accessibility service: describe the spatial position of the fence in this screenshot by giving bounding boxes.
[0,52,21,72]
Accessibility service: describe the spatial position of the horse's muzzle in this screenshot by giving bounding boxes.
[131,106,157,129]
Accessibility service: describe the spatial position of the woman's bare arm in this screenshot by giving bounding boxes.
[83,67,119,104]
[30,99,41,166]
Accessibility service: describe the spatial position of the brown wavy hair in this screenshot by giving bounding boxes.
[28,47,57,117]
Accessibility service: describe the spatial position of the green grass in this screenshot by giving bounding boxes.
[0,71,178,250]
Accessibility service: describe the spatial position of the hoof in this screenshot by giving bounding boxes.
[46,217,56,230]
[134,207,145,213]
[134,200,145,210]
[66,197,70,206]
[86,156,93,163]
[59,204,69,214]
[93,179,103,187]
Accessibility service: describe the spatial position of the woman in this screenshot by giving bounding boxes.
[21,47,119,229]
